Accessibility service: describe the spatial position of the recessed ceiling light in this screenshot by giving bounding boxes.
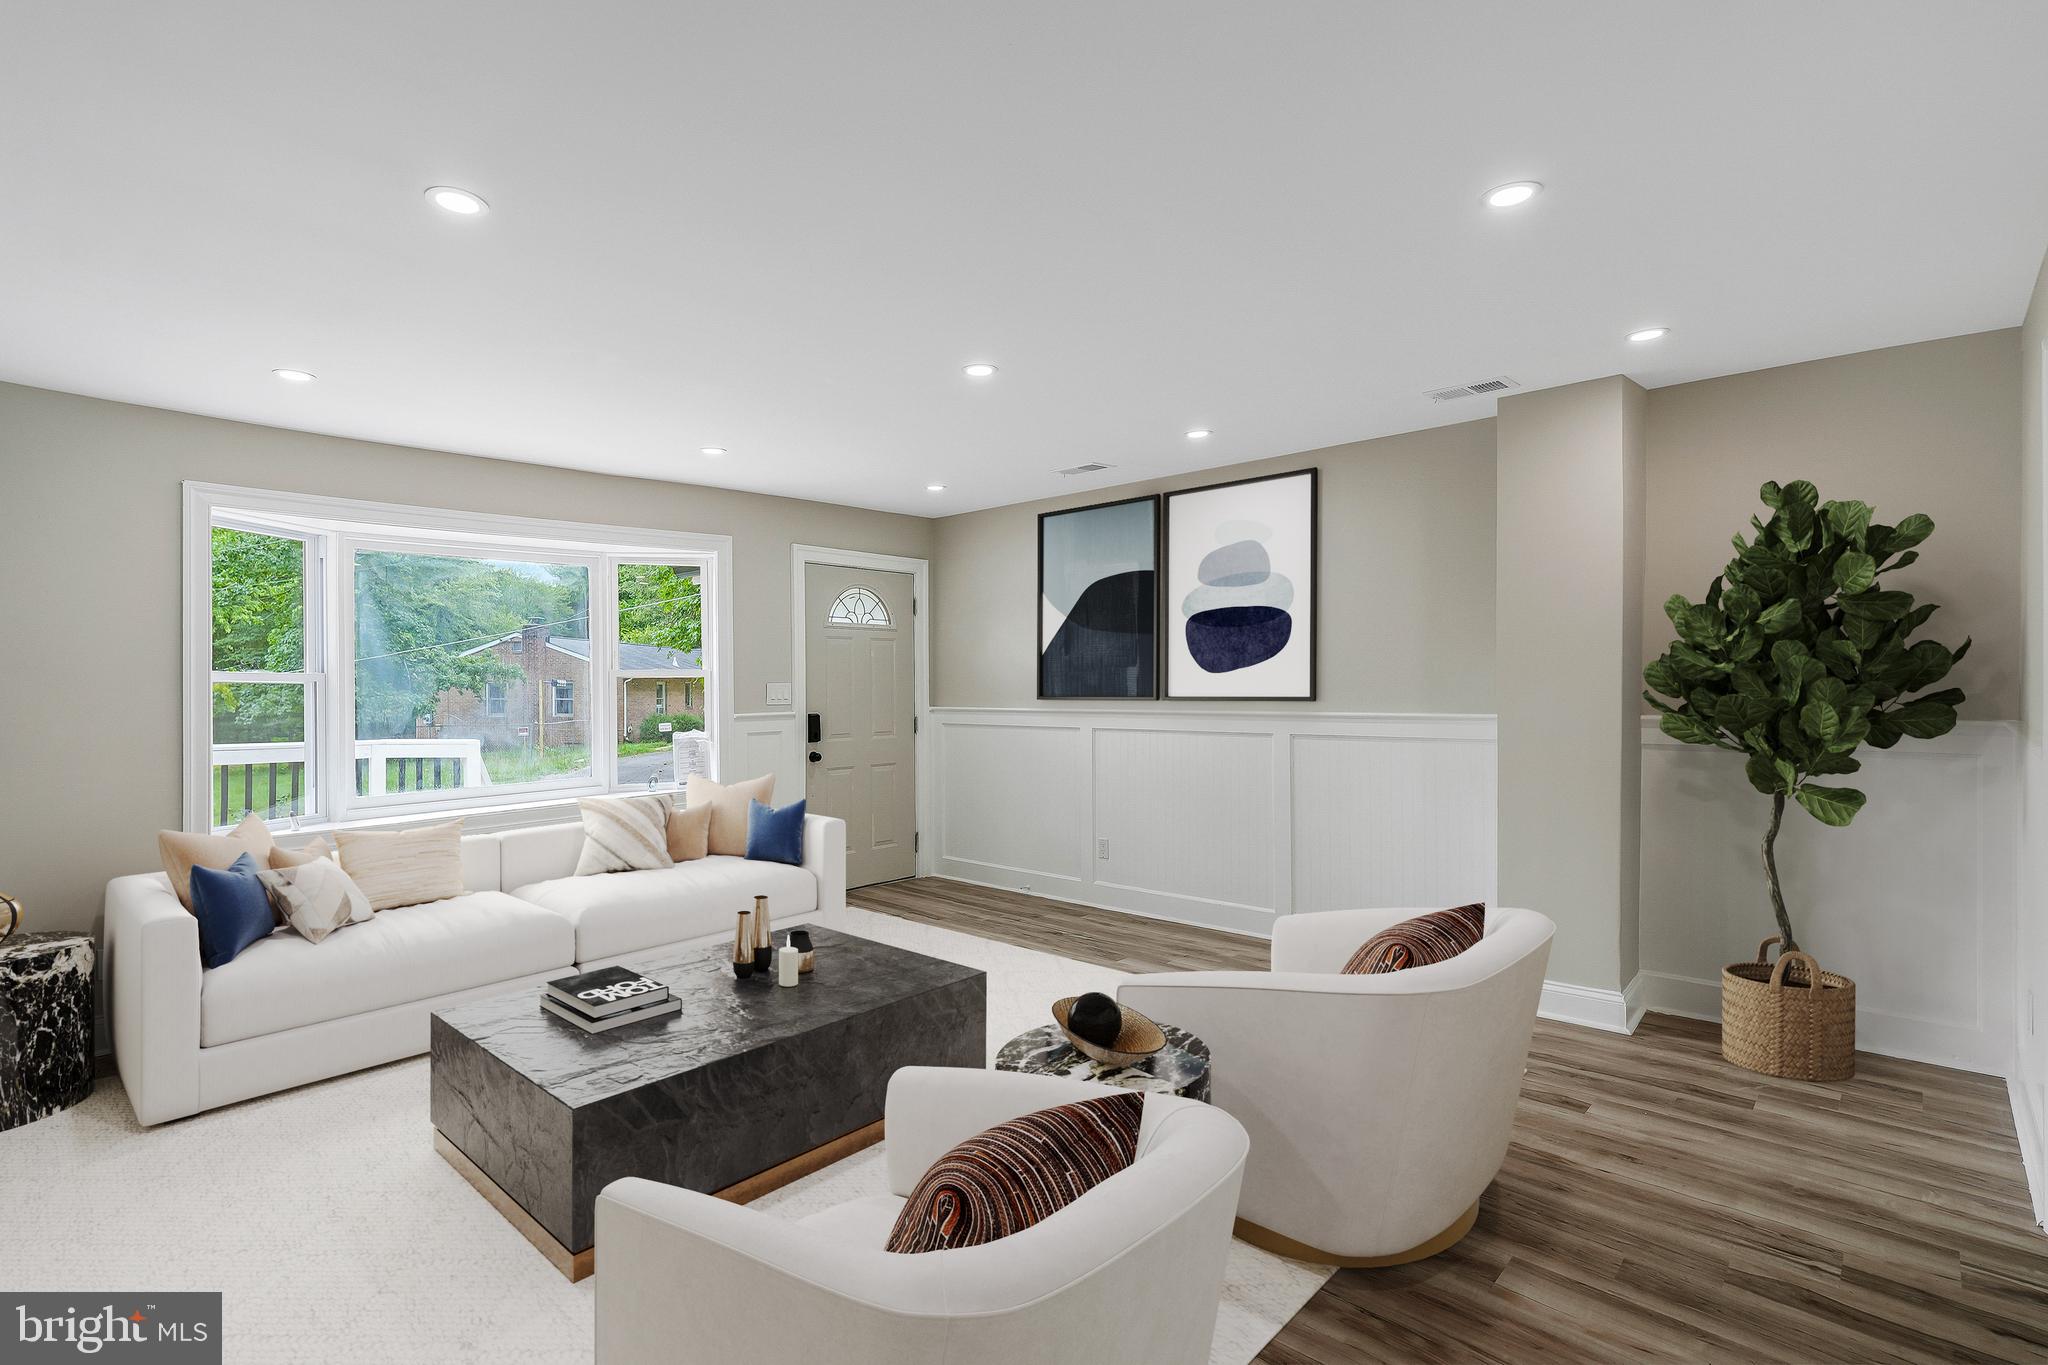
[1628,327,1670,343]
[271,368,316,383]
[1185,429,1212,440]
[699,446,728,456]
[926,483,947,492]
[961,363,997,378]
[1483,181,1542,209]
[425,186,489,216]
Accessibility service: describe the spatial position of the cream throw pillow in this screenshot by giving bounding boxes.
[158,813,274,910]
[335,820,466,911]
[666,801,712,863]
[574,795,676,875]
[258,857,373,943]
[686,774,774,857]
[269,838,333,870]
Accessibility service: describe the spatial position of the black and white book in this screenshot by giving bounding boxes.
[541,994,682,1034]
[545,965,670,1019]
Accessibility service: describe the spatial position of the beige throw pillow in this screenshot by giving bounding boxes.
[667,801,712,863]
[574,795,676,875]
[158,813,274,910]
[268,839,333,870]
[258,857,373,943]
[685,774,774,857]
[335,820,466,911]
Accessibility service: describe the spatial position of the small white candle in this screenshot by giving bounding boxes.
[777,938,800,987]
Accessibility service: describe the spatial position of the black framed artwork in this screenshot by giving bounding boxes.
[1163,468,1317,700]
[1037,494,1160,699]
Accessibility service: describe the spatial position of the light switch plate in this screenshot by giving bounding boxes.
[766,682,792,707]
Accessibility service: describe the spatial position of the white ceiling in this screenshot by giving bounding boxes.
[5,3,2047,515]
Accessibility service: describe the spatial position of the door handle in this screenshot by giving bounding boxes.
[808,751,822,763]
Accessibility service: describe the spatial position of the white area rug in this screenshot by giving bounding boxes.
[1,905,1329,1363]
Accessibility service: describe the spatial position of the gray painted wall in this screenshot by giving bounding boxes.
[1642,329,2021,718]
[931,419,1499,712]
[0,382,933,935]
[1496,377,1646,993]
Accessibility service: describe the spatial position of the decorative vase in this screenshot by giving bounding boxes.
[750,895,772,975]
[789,928,814,974]
[731,909,755,978]
[0,893,19,944]
[1720,936,1855,1081]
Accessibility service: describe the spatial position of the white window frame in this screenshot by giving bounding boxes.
[654,680,667,711]
[484,682,506,717]
[551,679,576,718]
[183,482,734,834]
[206,514,324,826]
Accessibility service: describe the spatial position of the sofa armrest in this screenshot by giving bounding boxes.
[104,873,202,1126]
[595,1178,947,1365]
[802,813,847,915]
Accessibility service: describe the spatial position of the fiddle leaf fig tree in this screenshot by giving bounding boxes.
[1643,480,1968,953]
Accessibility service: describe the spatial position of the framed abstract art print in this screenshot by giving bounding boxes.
[1163,468,1316,700]
[1038,494,1159,699]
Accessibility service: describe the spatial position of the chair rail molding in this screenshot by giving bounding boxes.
[929,707,1498,937]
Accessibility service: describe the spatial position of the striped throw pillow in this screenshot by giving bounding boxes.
[885,1091,1144,1254]
[1342,903,1487,974]
[573,795,676,875]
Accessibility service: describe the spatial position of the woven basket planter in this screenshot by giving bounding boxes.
[1721,935,1855,1081]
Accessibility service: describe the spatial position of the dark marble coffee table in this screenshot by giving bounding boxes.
[429,923,985,1280]
[996,1021,1210,1102]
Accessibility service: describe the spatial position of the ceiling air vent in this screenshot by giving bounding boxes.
[1058,462,1113,476]
[1425,376,1519,403]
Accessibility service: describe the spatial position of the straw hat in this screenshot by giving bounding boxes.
[1051,996,1166,1066]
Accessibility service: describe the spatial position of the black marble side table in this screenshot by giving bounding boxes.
[997,1021,1211,1103]
[0,931,96,1131]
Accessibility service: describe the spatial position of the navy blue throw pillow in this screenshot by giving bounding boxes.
[745,798,807,866]
[190,853,276,969]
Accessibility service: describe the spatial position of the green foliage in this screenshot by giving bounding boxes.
[618,564,702,652]
[1644,480,1968,948]
[353,552,588,738]
[636,711,705,742]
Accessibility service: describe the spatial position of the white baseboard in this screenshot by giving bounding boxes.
[1538,976,1642,1034]
[2012,1075,2048,1232]
[1636,969,2011,1076]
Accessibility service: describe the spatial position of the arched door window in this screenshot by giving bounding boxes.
[825,585,892,627]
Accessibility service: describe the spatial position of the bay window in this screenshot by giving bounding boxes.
[184,484,732,832]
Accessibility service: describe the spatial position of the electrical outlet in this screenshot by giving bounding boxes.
[1096,837,1111,860]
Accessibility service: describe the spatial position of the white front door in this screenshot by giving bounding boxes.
[804,564,917,888]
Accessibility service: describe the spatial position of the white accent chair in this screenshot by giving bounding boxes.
[1117,905,1553,1266]
[593,1066,1250,1365]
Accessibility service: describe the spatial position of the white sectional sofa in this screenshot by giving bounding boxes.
[105,814,847,1126]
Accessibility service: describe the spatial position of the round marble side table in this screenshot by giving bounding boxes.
[996,1021,1210,1103]
[0,931,96,1132]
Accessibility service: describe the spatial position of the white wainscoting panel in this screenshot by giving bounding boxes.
[1638,717,2018,1076]
[937,718,1089,882]
[1093,725,1277,914]
[1292,728,1497,912]
[932,709,1496,936]
[729,712,801,804]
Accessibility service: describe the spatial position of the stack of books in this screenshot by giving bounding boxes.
[540,965,680,1033]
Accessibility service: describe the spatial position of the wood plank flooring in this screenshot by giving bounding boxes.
[849,877,2048,1364]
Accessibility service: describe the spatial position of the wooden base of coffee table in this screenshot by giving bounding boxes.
[434,1119,886,1283]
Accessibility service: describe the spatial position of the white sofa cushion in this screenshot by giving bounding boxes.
[511,856,818,963]
[200,891,574,1046]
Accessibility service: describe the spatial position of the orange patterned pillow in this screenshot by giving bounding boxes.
[1342,903,1487,974]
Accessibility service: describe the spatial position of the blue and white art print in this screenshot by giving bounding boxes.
[1164,469,1316,699]
[1038,495,1159,699]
